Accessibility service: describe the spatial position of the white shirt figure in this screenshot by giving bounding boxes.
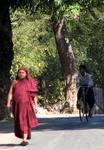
[76,72,93,87]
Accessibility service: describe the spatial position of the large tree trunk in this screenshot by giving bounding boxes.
[0,2,13,120]
[53,19,77,111]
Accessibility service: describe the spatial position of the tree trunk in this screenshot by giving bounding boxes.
[53,19,77,111]
[0,2,13,120]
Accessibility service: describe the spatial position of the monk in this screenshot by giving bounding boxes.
[6,67,38,146]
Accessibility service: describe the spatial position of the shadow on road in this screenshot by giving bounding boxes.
[0,143,20,147]
[0,119,14,133]
[34,115,104,131]
[0,115,104,134]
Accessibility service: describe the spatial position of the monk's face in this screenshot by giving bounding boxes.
[18,70,27,79]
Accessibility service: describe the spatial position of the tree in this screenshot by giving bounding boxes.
[22,0,77,106]
[0,0,77,114]
[0,0,13,119]
[11,10,64,106]
[13,0,104,111]
[0,0,103,119]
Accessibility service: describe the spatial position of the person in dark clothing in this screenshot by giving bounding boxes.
[76,65,95,116]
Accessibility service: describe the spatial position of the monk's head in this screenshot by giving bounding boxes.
[17,67,28,79]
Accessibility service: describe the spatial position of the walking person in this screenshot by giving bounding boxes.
[6,67,38,146]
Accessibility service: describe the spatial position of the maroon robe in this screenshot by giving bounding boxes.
[12,77,38,139]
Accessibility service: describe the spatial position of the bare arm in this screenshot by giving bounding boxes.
[6,80,16,108]
[33,95,38,113]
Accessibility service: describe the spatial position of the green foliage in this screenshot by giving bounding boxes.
[70,5,104,87]
[9,0,104,104]
[64,3,81,19]
[10,10,51,78]
[10,9,64,104]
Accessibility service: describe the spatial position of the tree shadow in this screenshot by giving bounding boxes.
[0,115,104,134]
[0,119,14,133]
[33,115,104,131]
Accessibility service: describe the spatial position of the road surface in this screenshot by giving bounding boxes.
[0,114,104,150]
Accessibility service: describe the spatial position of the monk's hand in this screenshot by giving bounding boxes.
[33,105,38,113]
[35,108,38,114]
[34,107,38,114]
[6,103,11,110]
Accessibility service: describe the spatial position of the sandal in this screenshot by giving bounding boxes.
[20,141,29,146]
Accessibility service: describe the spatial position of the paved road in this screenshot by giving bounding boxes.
[0,114,104,150]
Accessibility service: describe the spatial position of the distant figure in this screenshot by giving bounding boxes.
[76,65,95,116]
[6,67,38,146]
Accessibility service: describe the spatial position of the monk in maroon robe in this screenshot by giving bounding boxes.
[6,67,38,146]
